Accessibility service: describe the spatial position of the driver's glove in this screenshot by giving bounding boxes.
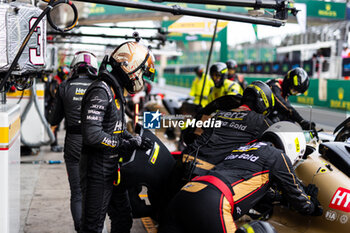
[139,136,153,150]
[124,135,153,151]
[305,184,323,216]
[300,120,316,130]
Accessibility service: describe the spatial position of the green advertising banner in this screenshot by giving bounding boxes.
[163,73,350,112]
[328,80,350,111]
[295,0,346,19]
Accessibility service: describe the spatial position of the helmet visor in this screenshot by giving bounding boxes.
[143,65,156,81]
[290,88,302,96]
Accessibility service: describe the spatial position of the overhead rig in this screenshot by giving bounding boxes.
[47,31,168,43]
[73,0,296,27]
[74,24,167,34]
[1,0,298,98]
[150,0,298,20]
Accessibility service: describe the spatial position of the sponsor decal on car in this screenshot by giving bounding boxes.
[325,210,337,221]
[329,187,350,212]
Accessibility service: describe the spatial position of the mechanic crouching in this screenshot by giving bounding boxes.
[79,42,155,233]
[159,122,323,233]
[266,67,316,130]
[183,81,273,169]
[165,81,274,202]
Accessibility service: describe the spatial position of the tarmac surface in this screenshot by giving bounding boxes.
[20,129,149,233]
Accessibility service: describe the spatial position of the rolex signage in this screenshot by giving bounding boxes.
[295,0,346,19]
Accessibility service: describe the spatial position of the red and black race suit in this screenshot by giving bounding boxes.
[160,142,314,233]
[184,106,272,166]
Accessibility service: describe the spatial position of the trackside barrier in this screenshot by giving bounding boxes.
[163,73,350,111]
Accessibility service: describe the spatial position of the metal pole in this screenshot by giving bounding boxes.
[74,0,283,27]
[0,91,6,105]
[199,13,220,106]
[47,31,167,41]
[48,41,161,50]
[75,24,164,32]
[151,0,285,9]
[48,41,118,47]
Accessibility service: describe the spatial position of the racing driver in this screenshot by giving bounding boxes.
[79,41,155,233]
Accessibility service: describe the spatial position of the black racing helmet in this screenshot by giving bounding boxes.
[282,67,310,96]
[226,59,238,70]
[210,62,228,88]
[70,51,98,77]
[242,80,275,115]
[194,64,205,78]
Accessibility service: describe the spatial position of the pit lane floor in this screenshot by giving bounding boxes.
[20,127,158,233]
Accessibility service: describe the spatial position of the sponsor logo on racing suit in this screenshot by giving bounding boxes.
[101,137,117,148]
[88,110,101,115]
[86,115,102,121]
[225,153,259,162]
[91,96,107,103]
[91,104,105,110]
[75,88,87,95]
[224,143,267,162]
[113,121,123,132]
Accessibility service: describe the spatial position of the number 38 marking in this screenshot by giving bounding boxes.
[29,17,45,66]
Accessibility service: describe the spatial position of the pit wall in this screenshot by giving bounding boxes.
[163,73,350,112]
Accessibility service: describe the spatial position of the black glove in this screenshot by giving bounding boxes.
[300,120,316,130]
[126,136,143,150]
[124,136,153,151]
[305,184,323,216]
[140,136,153,150]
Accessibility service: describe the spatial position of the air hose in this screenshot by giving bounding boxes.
[20,79,56,147]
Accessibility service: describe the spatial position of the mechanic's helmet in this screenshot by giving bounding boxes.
[226,59,238,70]
[236,221,277,233]
[109,41,155,94]
[57,66,70,80]
[343,43,349,49]
[283,67,309,96]
[262,121,306,163]
[210,62,228,88]
[194,65,205,78]
[70,51,98,76]
[242,81,275,116]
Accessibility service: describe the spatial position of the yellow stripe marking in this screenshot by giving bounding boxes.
[101,142,116,148]
[113,130,124,134]
[0,117,20,144]
[232,148,258,153]
[217,116,243,121]
[150,143,160,164]
[7,90,44,97]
